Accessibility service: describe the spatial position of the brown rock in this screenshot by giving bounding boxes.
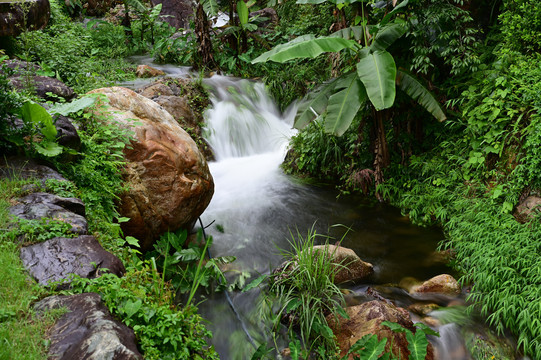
[515,196,541,223]
[150,0,194,29]
[410,274,461,296]
[139,82,175,98]
[135,64,165,78]
[88,87,214,251]
[0,0,50,37]
[311,245,374,284]
[153,95,197,129]
[399,276,422,292]
[408,303,439,316]
[327,300,434,360]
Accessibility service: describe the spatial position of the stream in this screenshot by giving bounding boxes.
[123,59,517,360]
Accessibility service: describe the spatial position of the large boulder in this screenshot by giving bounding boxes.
[327,300,434,360]
[410,274,461,296]
[515,195,541,223]
[0,0,50,37]
[35,293,142,359]
[88,86,214,251]
[20,235,125,287]
[150,0,194,29]
[9,192,88,235]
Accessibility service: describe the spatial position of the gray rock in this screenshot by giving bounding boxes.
[150,0,193,29]
[9,192,88,234]
[0,156,67,185]
[0,0,50,37]
[515,196,541,223]
[0,59,42,76]
[34,293,142,360]
[9,75,76,101]
[54,114,81,151]
[20,235,125,287]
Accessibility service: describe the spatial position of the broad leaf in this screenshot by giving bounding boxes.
[330,26,364,41]
[415,322,440,337]
[381,321,407,333]
[243,274,267,292]
[21,102,57,140]
[357,49,397,110]
[49,96,97,116]
[34,140,63,157]
[406,329,429,360]
[370,22,407,52]
[294,77,340,129]
[250,343,272,360]
[202,0,219,16]
[358,335,387,360]
[324,74,366,136]
[380,0,409,26]
[252,35,358,63]
[396,69,446,121]
[237,0,249,26]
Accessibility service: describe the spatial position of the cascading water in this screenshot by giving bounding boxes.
[118,57,518,359]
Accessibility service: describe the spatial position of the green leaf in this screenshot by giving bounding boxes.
[122,299,142,319]
[414,322,440,337]
[21,102,57,140]
[243,274,267,292]
[356,49,397,110]
[358,335,387,360]
[237,1,249,26]
[396,69,446,121]
[296,0,328,4]
[49,96,97,117]
[125,236,140,247]
[34,140,63,157]
[250,343,272,360]
[201,0,219,16]
[251,35,359,63]
[381,321,407,333]
[330,26,364,41]
[324,74,366,136]
[370,22,407,52]
[380,0,409,26]
[406,329,428,360]
[294,77,340,129]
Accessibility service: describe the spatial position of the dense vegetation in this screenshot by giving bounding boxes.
[1,0,540,358]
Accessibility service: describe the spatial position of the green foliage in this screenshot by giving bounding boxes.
[259,227,347,357]
[18,0,135,93]
[499,0,541,55]
[146,229,239,307]
[2,217,75,245]
[69,262,219,360]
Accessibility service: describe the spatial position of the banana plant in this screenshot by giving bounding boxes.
[252,0,445,193]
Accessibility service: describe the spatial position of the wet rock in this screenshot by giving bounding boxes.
[0,0,50,37]
[410,274,461,296]
[313,245,373,284]
[327,300,434,360]
[153,95,197,128]
[20,235,125,287]
[9,75,76,101]
[399,276,423,292]
[421,316,441,328]
[88,86,214,251]
[34,293,142,359]
[135,64,165,78]
[54,114,81,151]
[424,249,456,266]
[9,192,87,235]
[408,303,440,316]
[273,245,374,285]
[0,156,67,186]
[514,196,541,223]
[150,0,194,29]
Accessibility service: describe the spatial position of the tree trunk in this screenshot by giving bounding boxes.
[194,2,216,69]
[372,109,390,200]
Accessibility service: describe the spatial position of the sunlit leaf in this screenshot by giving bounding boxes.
[356,49,396,110]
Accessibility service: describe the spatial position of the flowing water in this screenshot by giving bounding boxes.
[199,76,475,359]
[119,59,516,359]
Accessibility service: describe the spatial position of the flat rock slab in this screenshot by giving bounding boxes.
[20,235,125,287]
[35,293,142,360]
[9,75,76,101]
[9,192,88,235]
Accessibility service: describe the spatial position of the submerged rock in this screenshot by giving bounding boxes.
[327,300,434,360]
[35,293,142,359]
[20,235,125,287]
[9,192,88,235]
[88,86,214,251]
